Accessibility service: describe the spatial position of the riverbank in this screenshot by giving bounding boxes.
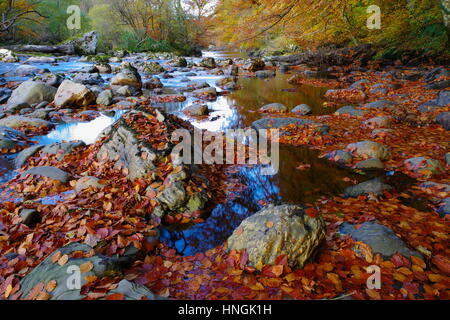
[0,48,448,300]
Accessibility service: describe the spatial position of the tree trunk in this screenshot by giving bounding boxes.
[5,44,76,55]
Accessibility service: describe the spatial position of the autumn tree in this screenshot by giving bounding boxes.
[0,0,45,38]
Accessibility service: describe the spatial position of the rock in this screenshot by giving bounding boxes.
[349,79,370,90]
[80,65,99,73]
[143,77,163,90]
[216,77,234,87]
[54,80,96,108]
[19,243,122,300]
[424,67,450,82]
[184,104,209,116]
[107,280,165,300]
[339,221,421,258]
[364,100,396,109]
[96,90,113,106]
[19,208,40,226]
[170,57,187,67]
[259,103,288,113]
[344,178,392,197]
[115,86,134,97]
[114,49,129,58]
[363,116,393,128]
[14,145,44,168]
[418,100,440,112]
[32,73,65,87]
[404,157,444,177]
[436,91,450,107]
[7,80,57,106]
[40,141,86,161]
[28,109,49,120]
[436,112,450,130]
[0,88,12,104]
[192,87,217,100]
[227,205,326,269]
[72,72,104,86]
[324,150,353,165]
[335,106,366,117]
[15,65,46,77]
[143,62,166,75]
[346,141,391,160]
[244,59,265,72]
[0,115,53,131]
[0,126,27,150]
[75,176,105,193]
[438,198,450,217]
[252,117,330,135]
[419,181,450,193]
[110,64,142,90]
[354,158,385,170]
[325,89,366,102]
[426,80,450,90]
[22,166,69,183]
[0,49,19,62]
[94,63,112,74]
[279,64,289,73]
[199,57,216,68]
[292,104,312,115]
[68,31,98,55]
[4,102,31,113]
[255,70,275,78]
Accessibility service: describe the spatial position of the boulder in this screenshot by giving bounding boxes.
[404,157,444,177]
[170,57,187,67]
[227,205,326,268]
[339,221,421,258]
[324,150,353,165]
[14,145,44,168]
[252,117,330,135]
[75,176,105,193]
[292,104,312,115]
[143,62,166,75]
[184,104,209,116]
[335,105,366,117]
[143,77,163,90]
[0,115,53,131]
[192,87,217,100]
[255,70,276,78]
[54,80,96,108]
[26,56,56,63]
[199,57,216,69]
[0,126,27,150]
[68,31,98,55]
[259,103,288,113]
[94,63,112,74]
[15,65,46,77]
[72,72,104,86]
[244,59,265,72]
[436,91,450,107]
[344,178,392,197]
[436,112,450,130]
[96,90,113,106]
[32,73,65,87]
[7,80,57,106]
[363,116,393,128]
[346,141,391,160]
[21,166,69,183]
[110,63,142,90]
[19,243,122,300]
[0,49,19,62]
[354,158,385,170]
[424,67,450,82]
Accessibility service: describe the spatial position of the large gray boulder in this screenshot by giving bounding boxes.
[227,205,326,268]
[346,140,391,161]
[199,57,216,69]
[339,221,421,258]
[54,80,96,108]
[7,80,57,107]
[110,63,142,91]
[96,90,113,106]
[68,31,98,55]
[72,72,104,86]
[142,62,166,75]
[21,166,69,183]
[344,178,392,197]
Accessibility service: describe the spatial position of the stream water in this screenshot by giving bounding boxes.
[0,51,412,256]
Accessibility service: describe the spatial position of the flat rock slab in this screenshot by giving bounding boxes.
[252,117,330,135]
[339,221,422,259]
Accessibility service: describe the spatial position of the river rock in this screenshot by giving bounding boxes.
[0,88,12,104]
[292,104,312,115]
[324,150,353,165]
[426,79,450,90]
[143,77,163,90]
[73,72,104,86]
[335,106,366,117]
[199,57,216,68]
[255,70,276,78]
[0,49,19,62]
[40,141,86,161]
[363,116,393,128]
[244,59,265,72]
[227,204,326,268]
[339,221,421,258]
[0,115,53,131]
[184,104,209,116]
[424,67,449,82]
[75,176,105,193]
[192,87,217,100]
[14,145,43,168]
[259,103,288,113]
[354,158,385,170]
[143,62,166,75]
[438,198,450,217]
[110,63,142,90]
[26,56,56,64]
[107,280,165,300]
[22,166,69,183]
[344,178,392,197]
[364,100,396,109]
[54,80,96,108]
[252,117,330,135]
[68,31,98,55]
[436,90,450,107]
[15,65,46,77]
[18,243,122,300]
[32,73,65,87]
[404,157,444,177]
[94,63,112,74]
[436,112,449,130]
[96,90,113,106]
[346,140,391,160]
[170,57,187,67]
[7,80,57,106]
[0,126,27,150]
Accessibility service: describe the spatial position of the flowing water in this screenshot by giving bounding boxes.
[0,51,413,255]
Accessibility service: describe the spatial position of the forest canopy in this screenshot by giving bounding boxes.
[1,0,449,56]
